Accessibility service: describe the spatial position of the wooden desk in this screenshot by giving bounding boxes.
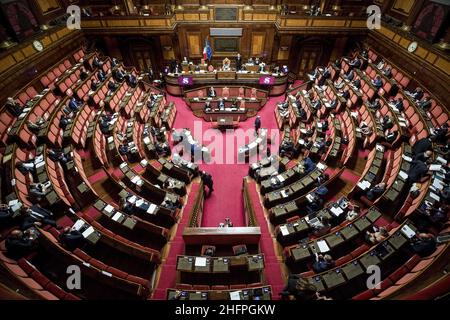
[217,71,236,80]
[359,252,381,270]
[216,116,235,130]
[342,261,364,281]
[291,245,311,262]
[323,270,346,290]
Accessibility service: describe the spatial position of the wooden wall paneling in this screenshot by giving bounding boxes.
[251,32,266,57]
[186,31,202,58]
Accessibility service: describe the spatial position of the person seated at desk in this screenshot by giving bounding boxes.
[79,67,89,81]
[348,57,361,69]
[254,57,261,65]
[5,229,39,259]
[222,57,231,71]
[68,96,83,113]
[125,73,137,87]
[312,253,335,273]
[304,157,316,174]
[366,182,386,201]
[419,203,448,227]
[417,96,432,110]
[430,123,449,144]
[333,78,345,90]
[280,275,330,300]
[92,56,103,69]
[118,143,129,156]
[361,49,368,60]
[368,98,381,110]
[351,78,361,90]
[208,86,216,98]
[16,158,36,175]
[231,99,238,109]
[113,68,126,82]
[90,79,100,92]
[383,129,398,144]
[410,233,436,257]
[306,193,324,214]
[5,97,24,117]
[412,137,432,156]
[21,205,57,230]
[107,80,119,94]
[406,87,424,101]
[344,69,354,81]
[99,114,114,134]
[327,97,338,110]
[376,59,385,70]
[162,198,181,211]
[225,217,233,227]
[365,226,389,244]
[0,204,14,222]
[380,115,393,131]
[48,148,70,164]
[371,75,383,89]
[413,150,432,163]
[279,139,295,157]
[60,227,85,251]
[26,118,46,133]
[389,97,404,112]
[407,159,430,184]
[359,121,373,137]
[97,69,107,82]
[382,66,392,78]
[311,99,321,111]
[222,87,230,99]
[156,142,170,157]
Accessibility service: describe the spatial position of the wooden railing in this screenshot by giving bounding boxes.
[188,181,205,228]
[243,178,258,227]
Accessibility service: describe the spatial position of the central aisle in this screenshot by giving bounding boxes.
[167,94,284,227]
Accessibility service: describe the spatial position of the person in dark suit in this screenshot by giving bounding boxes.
[208,86,216,97]
[21,205,57,230]
[118,144,129,155]
[68,97,82,112]
[431,123,449,143]
[79,67,89,81]
[312,253,335,273]
[311,99,321,110]
[382,66,392,78]
[417,96,432,110]
[5,229,38,259]
[59,114,72,129]
[352,79,361,90]
[107,80,118,92]
[200,171,214,197]
[390,97,404,112]
[371,75,383,89]
[344,69,354,81]
[254,116,261,135]
[410,233,436,257]
[280,275,317,301]
[92,56,103,69]
[407,87,424,101]
[0,204,14,222]
[407,160,430,184]
[412,137,432,156]
[368,98,381,110]
[414,150,432,162]
[218,98,225,110]
[349,57,361,69]
[59,227,85,251]
[235,53,242,71]
[380,115,393,131]
[5,97,23,117]
[341,89,350,100]
[366,182,386,201]
[97,69,107,82]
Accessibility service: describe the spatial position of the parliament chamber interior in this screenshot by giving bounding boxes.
[0,0,449,302]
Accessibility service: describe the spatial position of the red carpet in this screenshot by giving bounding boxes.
[166,94,285,227]
[341,168,361,184]
[88,170,107,185]
[152,182,201,299]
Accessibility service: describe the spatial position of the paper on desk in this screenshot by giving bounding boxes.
[429,164,442,172]
[128,195,137,204]
[430,192,440,202]
[399,171,408,180]
[317,240,330,253]
[72,219,85,231]
[280,225,289,236]
[229,291,241,300]
[112,212,122,222]
[330,206,344,216]
[317,163,326,171]
[436,156,447,165]
[131,176,140,184]
[402,154,412,162]
[401,225,416,239]
[195,257,207,267]
[147,203,157,214]
[104,204,114,213]
[82,226,96,238]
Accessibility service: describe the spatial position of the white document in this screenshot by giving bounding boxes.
[429,164,442,172]
[147,203,157,214]
[229,291,241,300]
[399,171,408,180]
[112,212,123,222]
[317,163,326,171]
[131,176,140,184]
[72,219,85,231]
[436,156,447,165]
[82,226,96,238]
[104,205,114,214]
[317,240,330,253]
[401,225,416,239]
[278,175,285,182]
[128,195,137,204]
[430,192,440,202]
[135,199,144,207]
[195,257,207,267]
[280,225,289,236]
[330,206,344,216]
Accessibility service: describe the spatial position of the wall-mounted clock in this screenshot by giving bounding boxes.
[408,41,418,53]
[33,40,44,52]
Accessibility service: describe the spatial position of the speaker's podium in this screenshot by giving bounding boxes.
[217,70,236,80]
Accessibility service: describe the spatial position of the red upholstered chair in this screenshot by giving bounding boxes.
[250,88,257,99]
[238,87,245,98]
[222,87,230,99]
[197,90,204,98]
[193,285,210,291]
[232,244,248,256]
[201,245,216,256]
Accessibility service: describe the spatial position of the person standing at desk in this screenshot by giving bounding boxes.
[200,171,214,197]
[236,53,242,71]
[218,99,225,110]
[254,116,261,135]
[208,86,216,98]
